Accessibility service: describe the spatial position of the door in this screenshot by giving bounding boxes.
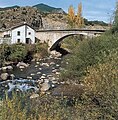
[26,38,31,44]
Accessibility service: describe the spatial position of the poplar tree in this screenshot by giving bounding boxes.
[76,2,84,28]
[68,5,75,28]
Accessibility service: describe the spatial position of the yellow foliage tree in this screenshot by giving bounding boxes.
[68,5,75,28]
[76,2,84,28]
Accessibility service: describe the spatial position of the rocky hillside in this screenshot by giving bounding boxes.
[0,4,108,30]
[42,13,68,29]
[0,7,43,30]
[0,5,20,11]
[0,5,68,30]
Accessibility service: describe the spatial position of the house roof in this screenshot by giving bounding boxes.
[1,22,35,32]
[11,22,36,31]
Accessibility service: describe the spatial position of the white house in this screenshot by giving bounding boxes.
[2,23,35,44]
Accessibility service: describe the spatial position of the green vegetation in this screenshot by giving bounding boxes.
[0,2,118,120]
[0,43,28,64]
[84,18,108,26]
[0,43,48,66]
[34,42,49,59]
[61,32,118,81]
[0,28,117,119]
[59,11,118,119]
[112,2,118,33]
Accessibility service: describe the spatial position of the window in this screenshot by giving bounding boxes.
[28,32,31,35]
[17,39,20,43]
[17,31,20,36]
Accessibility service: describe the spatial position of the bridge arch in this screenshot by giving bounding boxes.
[50,33,87,51]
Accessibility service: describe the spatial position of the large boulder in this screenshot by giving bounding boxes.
[40,82,51,92]
[51,84,85,97]
[6,66,13,70]
[0,73,9,81]
[16,62,29,68]
[1,66,13,71]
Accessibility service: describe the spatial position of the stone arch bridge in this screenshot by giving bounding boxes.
[36,29,105,51]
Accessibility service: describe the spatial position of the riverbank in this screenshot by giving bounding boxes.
[0,30,118,119]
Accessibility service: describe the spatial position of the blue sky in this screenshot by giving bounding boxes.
[0,0,116,23]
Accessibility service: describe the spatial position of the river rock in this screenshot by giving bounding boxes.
[52,80,58,84]
[19,66,25,69]
[37,72,41,74]
[41,82,51,92]
[50,62,55,65]
[55,72,60,75]
[10,74,15,80]
[2,67,7,70]
[44,63,49,67]
[1,66,13,71]
[7,66,13,70]
[0,73,9,80]
[30,94,39,99]
[40,76,46,79]
[36,62,40,64]
[35,65,38,68]
[20,69,23,71]
[49,77,56,81]
[27,76,32,79]
[31,73,35,76]
[42,74,46,76]
[39,68,42,70]
[56,64,60,67]
[38,79,44,84]
[16,62,29,68]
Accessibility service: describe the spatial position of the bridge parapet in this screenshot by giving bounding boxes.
[36,29,106,49]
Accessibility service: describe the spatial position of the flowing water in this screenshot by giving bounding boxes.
[0,56,63,99]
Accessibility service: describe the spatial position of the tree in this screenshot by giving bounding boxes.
[76,2,84,28]
[112,1,118,33]
[68,5,75,28]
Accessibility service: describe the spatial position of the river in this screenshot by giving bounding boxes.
[0,55,63,99]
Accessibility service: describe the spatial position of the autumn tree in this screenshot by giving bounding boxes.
[76,2,84,28]
[68,5,75,28]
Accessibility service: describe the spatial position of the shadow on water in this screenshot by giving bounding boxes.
[54,44,70,56]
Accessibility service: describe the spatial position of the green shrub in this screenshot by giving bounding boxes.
[60,32,118,82]
[35,42,49,58]
[0,44,11,65]
[8,43,28,62]
[82,50,118,119]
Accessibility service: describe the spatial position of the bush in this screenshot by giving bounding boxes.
[35,42,49,58]
[8,43,28,62]
[0,44,11,65]
[82,50,118,119]
[60,32,118,82]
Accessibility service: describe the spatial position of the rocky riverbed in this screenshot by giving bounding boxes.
[0,55,85,99]
[0,55,64,99]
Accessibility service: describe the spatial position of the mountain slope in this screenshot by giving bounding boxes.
[33,3,66,14]
[0,5,20,11]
